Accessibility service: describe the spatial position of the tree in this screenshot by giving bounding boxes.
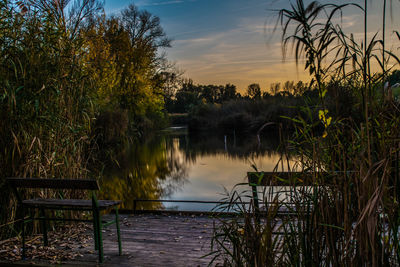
[157,67,184,111]
[294,81,307,95]
[220,84,237,102]
[270,82,281,95]
[283,80,295,95]
[121,4,171,50]
[247,83,261,99]
[171,79,200,112]
[83,3,171,131]
[201,85,217,103]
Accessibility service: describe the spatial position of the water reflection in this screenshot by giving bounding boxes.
[98,134,188,210]
[170,129,280,163]
[99,128,284,211]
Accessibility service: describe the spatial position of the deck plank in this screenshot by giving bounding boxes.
[1,213,222,267]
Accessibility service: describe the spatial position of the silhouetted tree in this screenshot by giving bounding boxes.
[121,4,171,50]
[283,80,295,95]
[270,82,281,95]
[220,84,238,102]
[201,85,218,103]
[247,83,262,99]
[294,81,307,95]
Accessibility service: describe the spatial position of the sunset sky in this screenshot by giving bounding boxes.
[105,0,400,93]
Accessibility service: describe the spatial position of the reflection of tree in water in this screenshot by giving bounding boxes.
[98,135,188,210]
[160,137,188,197]
[98,130,286,210]
[171,131,282,164]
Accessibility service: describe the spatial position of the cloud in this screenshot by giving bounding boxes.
[146,1,184,6]
[137,0,196,7]
[167,20,309,91]
[167,10,374,91]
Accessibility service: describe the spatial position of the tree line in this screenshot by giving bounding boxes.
[166,78,311,113]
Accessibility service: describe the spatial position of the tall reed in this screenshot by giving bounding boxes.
[211,0,400,265]
[0,0,101,239]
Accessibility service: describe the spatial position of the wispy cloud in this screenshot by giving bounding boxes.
[138,0,196,7]
[146,1,184,6]
[168,18,309,91]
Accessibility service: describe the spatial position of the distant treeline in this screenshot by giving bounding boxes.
[166,79,310,113]
[165,77,365,134]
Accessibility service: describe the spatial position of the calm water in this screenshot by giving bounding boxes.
[99,127,287,211]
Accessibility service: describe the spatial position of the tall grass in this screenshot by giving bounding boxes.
[1,0,172,240]
[0,0,101,239]
[211,0,400,266]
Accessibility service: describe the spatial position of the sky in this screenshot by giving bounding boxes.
[104,0,400,93]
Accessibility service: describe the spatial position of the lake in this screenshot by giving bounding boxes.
[99,127,288,211]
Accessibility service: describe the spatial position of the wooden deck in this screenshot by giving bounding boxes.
[1,213,221,266]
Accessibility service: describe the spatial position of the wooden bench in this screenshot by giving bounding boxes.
[7,177,122,263]
[247,171,340,220]
[247,171,356,218]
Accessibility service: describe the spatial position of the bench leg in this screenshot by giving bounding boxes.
[22,217,26,260]
[115,207,122,256]
[40,208,48,246]
[93,211,99,251]
[93,207,103,263]
[97,211,104,263]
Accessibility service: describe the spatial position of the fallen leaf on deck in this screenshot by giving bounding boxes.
[0,222,92,263]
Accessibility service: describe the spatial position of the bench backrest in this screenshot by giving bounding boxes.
[247,171,356,186]
[247,171,334,187]
[7,178,100,190]
[247,171,355,220]
[247,171,325,221]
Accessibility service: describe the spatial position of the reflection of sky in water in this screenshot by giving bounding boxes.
[101,128,295,211]
[161,135,289,211]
